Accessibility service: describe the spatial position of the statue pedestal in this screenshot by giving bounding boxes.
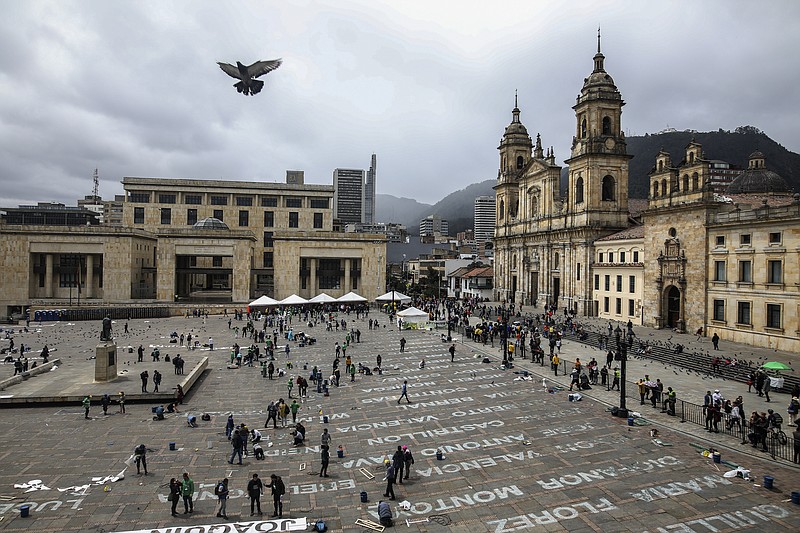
[95,342,118,382]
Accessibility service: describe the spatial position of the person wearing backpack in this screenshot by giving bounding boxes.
[267,474,285,517]
[215,478,229,519]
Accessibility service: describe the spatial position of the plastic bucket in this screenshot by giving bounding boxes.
[19,505,30,518]
[436,451,443,460]
[360,491,368,503]
[712,452,721,464]
[323,415,329,424]
[169,442,176,451]
[763,476,774,489]
[791,491,800,505]
[337,449,344,458]
[627,417,634,426]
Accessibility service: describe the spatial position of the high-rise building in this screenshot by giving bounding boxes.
[419,214,449,243]
[333,168,366,224]
[365,154,376,224]
[474,196,496,249]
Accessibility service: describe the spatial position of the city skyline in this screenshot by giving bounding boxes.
[1,1,798,208]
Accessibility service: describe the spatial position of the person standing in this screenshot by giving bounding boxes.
[711,333,720,350]
[140,370,149,393]
[403,446,414,480]
[247,473,263,516]
[764,376,772,403]
[153,370,162,393]
[208,337,214,351]
[180,472,194,514]
[100,393,111,415]
[376,354,382,369]
[611,367,620,391]
[228,430,244,465]
[215,478,229,519]
[137,345,144,362]
[320,428,332,448]
[397,380,410,404]
[391,446,405,484]
[449,344,456,362]
[287,377,294,398]
[290,400,300,424]
[383,461,396,500]
[265,402,278,429]
[319,445,330,477]
[82,395,91,419]
[267,474,285,517]
[169,477,182,516]
[134,444,148,475]
[118,391,126,414]
[399,337,406,353]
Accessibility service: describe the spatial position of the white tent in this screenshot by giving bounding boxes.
[336,291,367,303]
[375,290,412,303]
[309,293,337,304]
[279,294,309,305]
[396,306,429,322]
[249,295,279,307]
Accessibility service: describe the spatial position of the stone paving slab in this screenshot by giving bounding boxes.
[0,312,798,532]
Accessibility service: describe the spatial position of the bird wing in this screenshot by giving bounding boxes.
[247,59,283,78]
[217,62,243,80]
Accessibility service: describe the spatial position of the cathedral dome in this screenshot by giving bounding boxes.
[193,217,229,230]
[726,153,791,195]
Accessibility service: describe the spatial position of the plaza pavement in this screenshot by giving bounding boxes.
[0,308,798,532]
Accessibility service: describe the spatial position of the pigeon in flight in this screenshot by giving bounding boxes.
[217,59,282,95]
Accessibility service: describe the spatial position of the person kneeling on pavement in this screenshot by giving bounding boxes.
[378,500,393,527]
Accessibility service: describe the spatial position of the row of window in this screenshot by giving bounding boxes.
[574,175,616,203]
[128,192,329,209]
[712,300,782,329]
[714,232,783,247]
[652,174,700,197]
[594,274,637,293]
[133,208,324,230]
[601,297,636,317]
[597,250,640,263]
[713,259,783,284]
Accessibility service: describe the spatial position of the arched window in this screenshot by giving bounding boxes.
[683,175,689,192]
[554,253,560,270]
[689,152,695,164]
[602,116,612,135]
[661,179,667,195]
[575,176,584,204]
[653,181,659,197]
[581,118,587,138]
[516,155,524,169]
[692,173,699,191]
[498,199,505,221]
[530,196,538,217]
[512,255,517,269]
[658,160,663,171]
[601,175,615,201]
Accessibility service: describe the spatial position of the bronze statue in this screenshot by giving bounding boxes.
[101,316,113,341]
[217,59,282,96]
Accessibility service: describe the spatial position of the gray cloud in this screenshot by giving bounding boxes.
[0,0,798,209]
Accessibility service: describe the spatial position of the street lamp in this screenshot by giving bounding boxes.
[614,325,628,416]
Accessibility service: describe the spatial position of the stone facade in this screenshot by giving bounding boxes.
[591,227,645,324]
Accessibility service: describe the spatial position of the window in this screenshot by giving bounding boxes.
[769,232,782,245]
[766,304,782,329]
[263,252,273,268]
[581,118,587,138]
[318,258,342,290]
[739,260,751,283]
[310,198,330,209]
[210,195,228,206]
[604,275,610,291]
[615,298,622,315]
[682,175,689,192]
[601,175,615,201]
[288,212,299,228]
[285,197,302,208]
[714,261,726,281]
[239,210,249,227]
[603,297,609,313]
[713,300,725,321]
[516,155,524,169]
[263,211,275,227]
[160,208,171,224]
[263,231,273,248]
[608,253,614,263]
[133,207,144,224]
[633,251,639,263]
[715,235,725,247]
[628,299,635,316]
[737,301,751,325]
[575,177,584,204]
[576,263,581,281]
[739,234,751,246]
[594,274,600,290]
[629,275,636,293]
[692,174,699,190]
[212,256,222,267]
[313,212,323,229]
[653,182,659,197]
[187,209,197,225]
[213,209,223,221]
[158,194,176,204]
[184,194,202,205]
[236,196,253,207]
[598,253,604,263]
[620,251,626,263]
[767,260,782,284]
[129,192,150,203]
[616,275,622,292]
[602,116,612,135]
[261,196,278,207]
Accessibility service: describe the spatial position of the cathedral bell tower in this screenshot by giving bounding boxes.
[564,30,630,228]
[496,92,533,222]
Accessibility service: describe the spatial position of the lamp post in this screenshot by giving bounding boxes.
[614,325,628,416]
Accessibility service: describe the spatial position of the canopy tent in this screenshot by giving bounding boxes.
[375,290,412,303]
[762,361,793,371]
[249,295,279,307]
[336,291,367,303]
[279,294,309,305]
[396,306,429,321]
[308,293,338,304]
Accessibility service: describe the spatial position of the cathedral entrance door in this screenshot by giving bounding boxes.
[511,276,517,304]
[552,278,560,308]
[666,286,681,328]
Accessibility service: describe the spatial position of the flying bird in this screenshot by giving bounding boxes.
[217,59,282,95]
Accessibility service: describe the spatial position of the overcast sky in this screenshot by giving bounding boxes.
[1,0,798,208]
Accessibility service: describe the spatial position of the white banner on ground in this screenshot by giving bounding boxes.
[114,517,308,533]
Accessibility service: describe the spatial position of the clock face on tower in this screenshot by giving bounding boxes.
[604,137,616,150]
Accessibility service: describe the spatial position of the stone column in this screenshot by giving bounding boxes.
[309,258,317,294]
[45,254,54,298]
[85,254,94,299]
[343,259,351,293]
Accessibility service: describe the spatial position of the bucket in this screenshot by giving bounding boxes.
[763,476,774,489]
[169,442,176,451]
[360,491,368,503]
[712,452,721,464]
[19,505,30,518]
[791,491,800,505]
[323,415,329,424]
[627,417,634,426]
[337,449,344,458]
[436,451,443,460]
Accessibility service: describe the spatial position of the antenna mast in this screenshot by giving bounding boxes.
[92,168,99,199]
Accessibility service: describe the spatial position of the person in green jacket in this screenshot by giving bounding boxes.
[290,399,300,424]
[82,395,91,419]
[287,377,294,398]
[181,472,194,514]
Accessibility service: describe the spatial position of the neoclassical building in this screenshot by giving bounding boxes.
[493,37,632,313]
[0,173,386,316]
